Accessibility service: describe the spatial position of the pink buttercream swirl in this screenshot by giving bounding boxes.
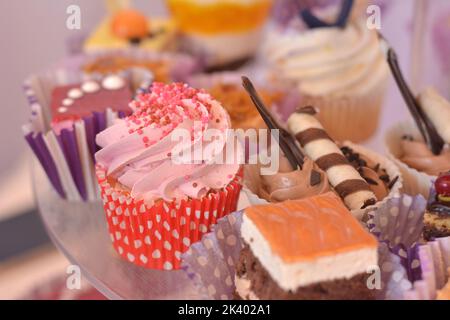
[95,82,241,204]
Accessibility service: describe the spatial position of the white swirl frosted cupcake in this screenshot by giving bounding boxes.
[263,17,389,142]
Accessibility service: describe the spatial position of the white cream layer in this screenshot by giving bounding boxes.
[241,214,378,291]
[264,19,389,97]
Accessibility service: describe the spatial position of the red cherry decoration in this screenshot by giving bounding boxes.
[435,172,450,197]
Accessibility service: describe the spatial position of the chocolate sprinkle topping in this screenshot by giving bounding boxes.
[362,198,377,209]
[387,176,399,190]
[365,177,379,186]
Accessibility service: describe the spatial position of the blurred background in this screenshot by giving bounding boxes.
[0,0,447,299]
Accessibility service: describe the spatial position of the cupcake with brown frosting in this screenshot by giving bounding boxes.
[385,88,450,198]
[244,155,330,203]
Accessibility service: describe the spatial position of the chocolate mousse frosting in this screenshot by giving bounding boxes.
[244,155,330,202]
[400,137,450,176]
[341,146,394,201]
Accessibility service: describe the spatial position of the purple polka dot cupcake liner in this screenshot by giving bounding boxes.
[367,194,450,299]
[22,64,153,201]
[181,210,413,300]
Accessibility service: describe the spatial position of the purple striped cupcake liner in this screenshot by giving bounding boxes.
[22,64,153,202]
[367,194,450,299]
[403,237,450,300]
[181,210,413,300]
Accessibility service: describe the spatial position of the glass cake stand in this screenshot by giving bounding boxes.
[31,159,211,300]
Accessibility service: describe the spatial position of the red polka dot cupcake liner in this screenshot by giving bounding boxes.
[96,165,242,270]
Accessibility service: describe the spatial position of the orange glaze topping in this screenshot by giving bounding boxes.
[111,9,149,39]
[244,192,378,263]
[167,0,272,34]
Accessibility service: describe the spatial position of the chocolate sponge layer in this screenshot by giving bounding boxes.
[236,245,376,300]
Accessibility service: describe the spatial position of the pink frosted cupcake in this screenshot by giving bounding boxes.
[95,82,242,270]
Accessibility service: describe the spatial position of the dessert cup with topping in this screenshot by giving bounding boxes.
[384,87,450,198]
[95,82,242,270]
[188,72,299,130]
[83,8,177,53]
[263,5,389,142]
[167,0,273,69]
[244,141,402,220]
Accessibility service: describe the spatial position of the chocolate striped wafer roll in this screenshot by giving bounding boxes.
[287,106,377,210]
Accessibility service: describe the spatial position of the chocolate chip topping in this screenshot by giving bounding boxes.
[295,128,333,147]
[334,179,372,199]
[361,198,377,209]
[387,176,399,190]
[365,177,379,186]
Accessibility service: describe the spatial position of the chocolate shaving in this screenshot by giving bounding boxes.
[309,170,322,186]
[387,176,399,190]
[361,198,377,209]
[241,76,304,169]
[379,174,390,183]
[364,177,379,186]
[300,0,354,29]
[387,48,444,155]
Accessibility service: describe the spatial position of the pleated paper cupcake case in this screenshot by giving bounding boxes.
[181,210,413,300]
[402,237,450,300]
[23,110,127,201]
[22,66,153,201]
[367,194,450,299]
[96,165,242,270]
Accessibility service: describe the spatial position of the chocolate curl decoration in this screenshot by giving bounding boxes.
[241,76,305,170]
[300,0,354,29]
[386,47,444,155]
